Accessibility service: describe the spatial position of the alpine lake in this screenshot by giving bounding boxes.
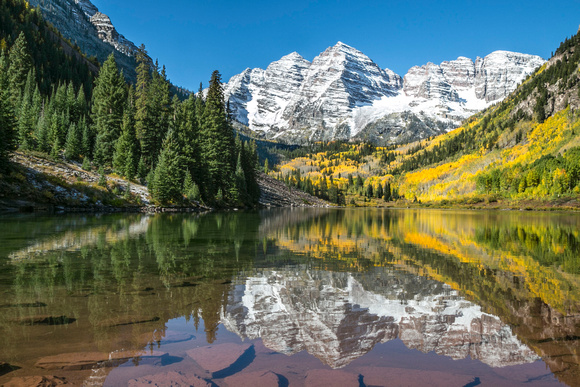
[0,208,579,386]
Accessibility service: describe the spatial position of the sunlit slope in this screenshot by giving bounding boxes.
[397,31,580,202]
[270,30,580,206]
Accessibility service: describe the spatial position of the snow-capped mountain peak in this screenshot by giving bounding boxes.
[224,45,544,145]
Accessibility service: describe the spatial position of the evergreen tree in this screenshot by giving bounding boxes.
[147,62,170,165]
[328,183,338,204]
[195,82,205,128]
[234,151,246,204]
[243,140,260,204]
[384,181,391,202]
[0,83,16,171]
[183,169,200,201]
[376,182,383,199]
[181,93,203,189]
[150,129,184,204]
[35,109,49,153]
[17,70,36,149]
[91,54,126,167]
[201,70,236,201]
[113,110,138,178]
[64,122,82,160]
[134,45,155,169]
[365,183,373,198]
[74,86,87,120]
[319,176,328,199]
[7,31,31,110]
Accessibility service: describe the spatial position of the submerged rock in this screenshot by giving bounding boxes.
[4,375,68,386]
[128,371,211,387]
[98,315,160,328]
[0,362,20,377]
[186,343,255,378]
[304,369,360,387]
[35,350,167,370]
[224,370,283,387]
[12,315,75,326]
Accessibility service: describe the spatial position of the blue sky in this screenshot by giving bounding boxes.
[92,0,580,90]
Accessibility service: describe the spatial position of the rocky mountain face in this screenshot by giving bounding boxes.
[224,44,545,145]
[27,0,138,80]
[221,267,538,369]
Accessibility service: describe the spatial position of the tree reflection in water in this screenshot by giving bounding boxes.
[0,209,578,386]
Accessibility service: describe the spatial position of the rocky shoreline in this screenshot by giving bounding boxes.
[0,153,330,215]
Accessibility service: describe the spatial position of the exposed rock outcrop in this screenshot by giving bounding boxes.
[28,0,138,79]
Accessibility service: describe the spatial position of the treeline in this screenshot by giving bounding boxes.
[277,168,400,205]
[0,0,94,94]
[277,140,379,161]
[0,0,259,206]
[476,146,580,197]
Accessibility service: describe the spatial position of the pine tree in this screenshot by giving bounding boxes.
[181,93,203,190]
[0,84,16,171]
[17,70,36,149]
[376,182,383,199]
[365,184,373,198]
[148,61,171,166]
[92,54,126,167]
[64,122,81,160]
[320,176,328,199]
[7,32,32,110]
[195,82,205,128]
[183,169,201,201]
[113,110,138,178]
[35,109,49,153]
[149,129,184,204]
[243,140,260,204]
[328,183,338,204]
[234,151,246,204]
[201,70,236,201]
[134,45,155,169]
[74,85,87,120]
[384,181,391,202]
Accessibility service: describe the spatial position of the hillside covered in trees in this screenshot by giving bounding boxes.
[268,29,580,208]
[0,0,259,208]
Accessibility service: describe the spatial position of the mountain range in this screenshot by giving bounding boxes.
[225,43,544,145]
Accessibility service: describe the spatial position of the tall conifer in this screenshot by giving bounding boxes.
[7,32,31,110]
[201,70,236,200]
[91,54,126,167]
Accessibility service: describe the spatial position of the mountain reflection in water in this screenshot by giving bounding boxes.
[0,209,578,386]
[223,268,537,369]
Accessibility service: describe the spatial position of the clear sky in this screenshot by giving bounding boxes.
[92,0,580,90]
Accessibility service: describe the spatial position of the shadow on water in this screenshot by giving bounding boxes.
[212,345,256,379]
[463,377,481,387]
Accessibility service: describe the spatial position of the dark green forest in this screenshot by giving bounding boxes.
[0,0,259,207]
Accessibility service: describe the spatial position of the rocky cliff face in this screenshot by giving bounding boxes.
[28,0,138,79]
[221,268,538,369]
[224,44,545,145]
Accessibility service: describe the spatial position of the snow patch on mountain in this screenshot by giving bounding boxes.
[224,44,544,144]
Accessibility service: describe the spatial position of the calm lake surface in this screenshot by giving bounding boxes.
[0,208,579,386]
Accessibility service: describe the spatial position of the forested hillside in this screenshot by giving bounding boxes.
[0,0,259,208]
[269,29,580,208]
